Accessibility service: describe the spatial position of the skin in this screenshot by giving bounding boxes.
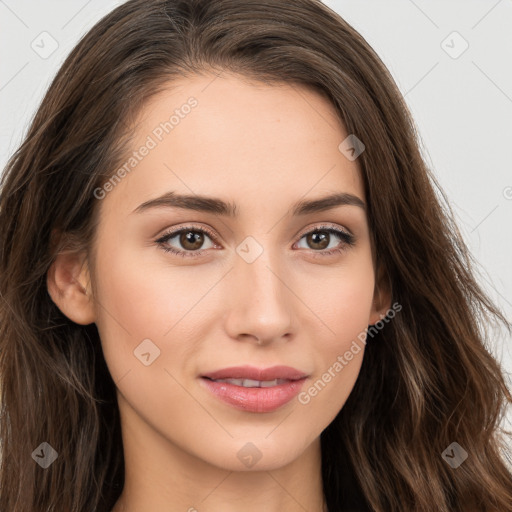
[47,72,391,512]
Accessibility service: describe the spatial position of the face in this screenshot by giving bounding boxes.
[78,73,387,472]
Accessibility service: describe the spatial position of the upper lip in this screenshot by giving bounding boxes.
[201,365,308,381]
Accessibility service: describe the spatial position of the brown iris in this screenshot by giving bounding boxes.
[306,230,330,250]
[180,230,205,251]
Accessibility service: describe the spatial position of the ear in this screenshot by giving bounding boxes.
[368,260,392,325]
[46,248,95,325]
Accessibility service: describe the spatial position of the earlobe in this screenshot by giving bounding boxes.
[46,250,96,325]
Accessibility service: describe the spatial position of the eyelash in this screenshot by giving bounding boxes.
[155,223,356,259]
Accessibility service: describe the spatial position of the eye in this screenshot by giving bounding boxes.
[155,223,355,259]
[294,224,355,256]
[155,225,217,258]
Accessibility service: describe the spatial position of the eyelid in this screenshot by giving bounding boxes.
[156,222,353,243]
[295,222,353,239]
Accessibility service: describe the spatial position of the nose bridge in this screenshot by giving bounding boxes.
[223,235,294,343]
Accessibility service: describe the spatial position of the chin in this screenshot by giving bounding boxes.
[192,431,316,472]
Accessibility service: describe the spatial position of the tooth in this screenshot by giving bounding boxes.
[242,379,261,388]
[211,378,289,387]
[215,378,244,386]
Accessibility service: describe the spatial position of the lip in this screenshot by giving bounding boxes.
[200,365,309,413]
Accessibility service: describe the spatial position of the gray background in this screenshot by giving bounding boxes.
[1,0,511,452]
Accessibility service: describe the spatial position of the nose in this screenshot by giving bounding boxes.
[223,248,295,346]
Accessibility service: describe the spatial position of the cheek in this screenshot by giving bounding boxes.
[295,258,374,412]
[91,237,173,378]
[93,237,200,339]
[301,254,375,346]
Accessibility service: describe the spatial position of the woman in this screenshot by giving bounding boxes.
[0,0,511,510]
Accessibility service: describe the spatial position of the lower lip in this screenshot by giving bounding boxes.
[200,377,307,413]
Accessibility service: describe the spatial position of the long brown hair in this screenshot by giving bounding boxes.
[1,1,511,510]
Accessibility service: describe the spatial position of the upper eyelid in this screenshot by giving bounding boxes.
[295,223,353,238]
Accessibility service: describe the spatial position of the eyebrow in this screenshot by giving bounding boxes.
[132,191,366,217]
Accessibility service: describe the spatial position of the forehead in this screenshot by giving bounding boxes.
[100,72,365,219]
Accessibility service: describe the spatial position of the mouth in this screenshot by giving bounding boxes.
[199,365,309,413]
